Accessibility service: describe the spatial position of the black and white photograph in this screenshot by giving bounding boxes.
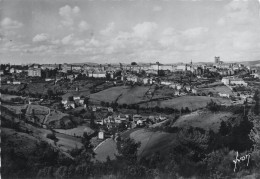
[1,0,260,178]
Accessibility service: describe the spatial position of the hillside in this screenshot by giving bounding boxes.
[140,96,232,110]
[173,110,238,132]
[239,60,260,66]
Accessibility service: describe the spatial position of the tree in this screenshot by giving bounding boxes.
[249,113,260,151]
[100,101,105,107]
[90,111,96,128]
[131,62,137,66]
[116,138,141,164]
[253,90,259,115]
[47,89,53,99]
[68,96,73,101]
[219,120,231,136]
[206,99,220,112]
[84,97,89,108]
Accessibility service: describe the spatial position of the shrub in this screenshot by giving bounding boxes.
[46,133,57,140]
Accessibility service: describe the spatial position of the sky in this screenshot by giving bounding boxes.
[0,0,260,64]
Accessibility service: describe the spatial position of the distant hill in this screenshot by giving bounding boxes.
[238,60,260,66]
[70,62,99,66]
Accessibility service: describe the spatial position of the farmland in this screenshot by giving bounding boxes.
[90,85,152,104]
[199,85,233,95]
[140,96,232,110]
[54,125,94,137]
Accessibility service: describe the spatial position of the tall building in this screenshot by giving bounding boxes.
[215,56,220,64]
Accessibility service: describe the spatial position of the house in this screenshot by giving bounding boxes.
[72,65,82,71]
[98,131,104,139]
[73,96,80,100]
[169,84,176,89]
[62,64,72,73]
[176,84,182,90]
[161,81,172,86]
[10,68,15,73]
[251,72,260,79]
[0,70,4,75]
[160,65,175,72]
[126,75,139,83]
[41,64,60,70]
[64,101,75,109]
[108,107,113,112]
[45,78,54,81]
[175,91,180,96]
[176,64,191,71]
[13,81,21,85]
[143,78,150,84]
[192,88,198,94]
[114,114,128,124]
[131,114,141,123]
[222,77,248,86]
[219,93,230,98]
[79,98,85,105]
[185,86,191,91]
[159,116,167,121]
[230,78,248,86]
[146,69,158,75]
[90,71,106,78]
[28,68,42,77]
[221,77,230,85]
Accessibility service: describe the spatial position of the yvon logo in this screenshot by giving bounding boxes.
[233,151,251,172]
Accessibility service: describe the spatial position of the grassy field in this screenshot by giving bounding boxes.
[46,110,68,123]
[1,94,23,101]
[90,85,151,104]
[89,86,130,103]
[117,86,151,104]
[94,138,118,162]
[54,125,94,137]
[94,128,178,162]
[140,96,232,110]
[199,85,233,95]
[129,129,177,158]
[173,110,236,132]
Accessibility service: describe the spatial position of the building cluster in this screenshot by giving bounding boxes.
[94,109,167,129]
[1,57,259,87]
[221,77,248,87]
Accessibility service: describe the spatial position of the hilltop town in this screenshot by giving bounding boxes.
[1,57,260,178]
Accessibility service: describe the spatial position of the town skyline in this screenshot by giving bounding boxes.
[1,0,260,64]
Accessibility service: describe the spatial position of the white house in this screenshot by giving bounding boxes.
[221,77,230,85]
[219,93,230,98]
[161,81,172,86]
[13,81,21,85]
[143,78,150,84]
[98,131,104,139]
[176,84,182,90]
[108,107,113,112]
[192,88,198,94]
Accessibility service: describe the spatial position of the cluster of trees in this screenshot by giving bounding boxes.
[2,110,260,178]
[1,88,64,101]
[100,100,192,115]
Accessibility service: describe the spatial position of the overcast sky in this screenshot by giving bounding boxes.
[1,0,260,64]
